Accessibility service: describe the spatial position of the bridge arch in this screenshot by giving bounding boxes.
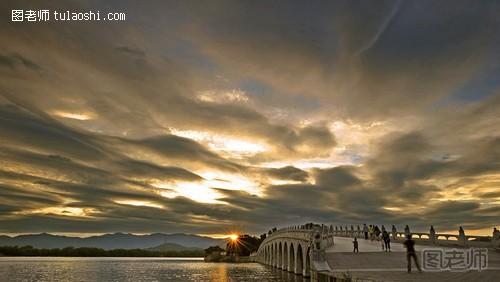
[255,226,330,277]
[305,246,311,275]
[277,243,280,267]
[296,243,304,275]
[289,242,295,272]
[283,242,288,269]
[271,243,278,267]
[271,244,274,266]
[275,242,279,267]
[265,246,269,265]
[278,242,283,269]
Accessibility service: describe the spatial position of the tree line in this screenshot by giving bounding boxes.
[0,245,205,257]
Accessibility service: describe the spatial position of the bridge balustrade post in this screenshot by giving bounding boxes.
[404,225,410,236]
[493,228,500,248]
[429,225,436,244]
[459,226,466,246]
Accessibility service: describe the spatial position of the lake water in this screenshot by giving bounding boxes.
[0,257,310,281]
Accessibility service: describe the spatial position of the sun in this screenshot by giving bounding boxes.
[229,233,239,241]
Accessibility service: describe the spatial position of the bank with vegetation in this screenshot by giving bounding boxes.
[0,245,205,257]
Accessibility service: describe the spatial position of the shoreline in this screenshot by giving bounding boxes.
[0,256,205,260]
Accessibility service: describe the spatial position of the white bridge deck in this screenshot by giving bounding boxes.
[323,237,500,282]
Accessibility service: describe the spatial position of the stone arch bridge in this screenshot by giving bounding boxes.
[252,224,334,278]
[251,223,498,280]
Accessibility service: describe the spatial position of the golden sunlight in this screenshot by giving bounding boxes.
[154,171,261,204]
[382,206,403,212]
[200,171,260,195]
[155,181,224,204]
[229,233,239,241]
[52,111,93,120]
[15,207,97,217]
[114,200,163,209]
[196,89,250,103]
[169,128,268,156]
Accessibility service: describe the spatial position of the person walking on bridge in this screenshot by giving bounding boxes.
[404,234,421,273]
[382,230,391,252]
[353,237,359,253]
[363,224,368,240]
[374,225,381,238]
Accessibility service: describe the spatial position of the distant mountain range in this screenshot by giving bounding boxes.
[147,242,203,252]
[0,233,225,250]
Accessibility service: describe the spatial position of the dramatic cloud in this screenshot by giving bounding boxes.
[0,0,498,236]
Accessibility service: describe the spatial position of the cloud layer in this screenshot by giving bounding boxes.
[0,0,499,236]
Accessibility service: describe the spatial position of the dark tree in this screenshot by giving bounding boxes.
[204,245,224,255]
[225,235,262,256]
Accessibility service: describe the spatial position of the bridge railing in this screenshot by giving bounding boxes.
[260,224,335,251]
[260,223,499,250]
[327,224,498,249]
[258,225,312,247]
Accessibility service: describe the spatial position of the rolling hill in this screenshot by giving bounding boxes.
[0,233,225,250]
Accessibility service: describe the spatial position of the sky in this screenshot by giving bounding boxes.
[0,0,499,237]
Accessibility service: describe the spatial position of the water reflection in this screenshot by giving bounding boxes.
[269,267,311,282]
[0,257,310,281]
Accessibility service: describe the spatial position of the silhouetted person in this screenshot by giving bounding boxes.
[369,225,374,241]
[353,237,359,253]
[363,224,368,240]
[493,227,499,240]
[374,225,381,237]
[382,230,391,252]
[404,234,421,273]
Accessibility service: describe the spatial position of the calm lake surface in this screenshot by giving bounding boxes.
[0,257,310,282]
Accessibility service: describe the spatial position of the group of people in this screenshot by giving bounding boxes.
[358,223,392,251]
[353,223,421,273]
[351,225,500,273]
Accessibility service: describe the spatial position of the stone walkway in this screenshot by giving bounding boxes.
[323,237,500,281]
[326,236,435,253]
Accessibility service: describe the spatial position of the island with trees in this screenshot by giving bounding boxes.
[0,245,205,257]
[204,234,263,262]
